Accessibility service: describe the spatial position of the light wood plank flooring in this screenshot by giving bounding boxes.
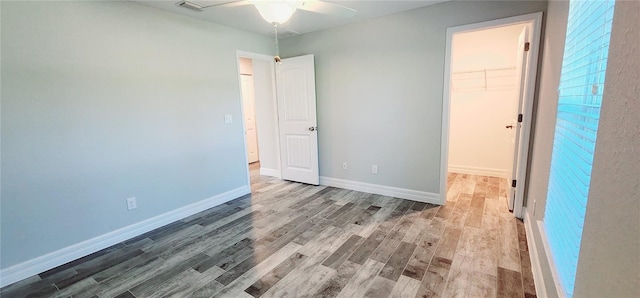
[1,165,536,297]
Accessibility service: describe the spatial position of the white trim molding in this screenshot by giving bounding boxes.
[0,185,251,288]
[320,177,441,204]
[538,219,567,298]
[524,210,547,298]
[259,167,281,178]
[448,165,509,178]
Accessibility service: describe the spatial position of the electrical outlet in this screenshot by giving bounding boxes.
[126,197,137,210]
[342,162,347,170]
[372,165,378,174]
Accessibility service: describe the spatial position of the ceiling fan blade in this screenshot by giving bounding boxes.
[175,1,250,12]
[296,1,357,18]
[204,0,251,9]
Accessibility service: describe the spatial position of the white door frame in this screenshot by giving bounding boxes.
[439,12,543,218]
[236,50,282,186]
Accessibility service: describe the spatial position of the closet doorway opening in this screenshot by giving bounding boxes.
[439,13,542,218]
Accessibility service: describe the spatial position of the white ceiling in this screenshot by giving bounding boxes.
[134,1,448,38]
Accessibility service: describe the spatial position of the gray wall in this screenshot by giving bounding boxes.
[0,1,272,268]
[280,1,547,193]
[523,0,568,296]
[525,0,640,296]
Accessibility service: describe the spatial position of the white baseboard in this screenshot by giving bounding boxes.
[259,167,281,178]
[448,165,508,178]
[319,176,442,204]
[524,210,547,298]
[537,219,566,298]
[0,185,251,288]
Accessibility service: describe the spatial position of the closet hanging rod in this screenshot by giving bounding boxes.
[452,66,516,75]
[454,74,515,80]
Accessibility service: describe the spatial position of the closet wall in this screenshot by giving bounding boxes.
[448,24,525,178]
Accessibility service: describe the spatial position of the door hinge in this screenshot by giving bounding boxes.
[524,42,530,52]
[512,180,517,187]
[518,114,523,122]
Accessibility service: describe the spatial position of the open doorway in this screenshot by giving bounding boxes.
[440,13,543,218]
[239,58,260,165]
[236,52,281,186]
[237,52,320,187]
[448,24,525,178]
[448,24,525,210]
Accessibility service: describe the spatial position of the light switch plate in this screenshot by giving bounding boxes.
[126,197,137,210]
[224,114,233,124]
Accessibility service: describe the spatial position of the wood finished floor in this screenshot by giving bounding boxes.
[1,165,536,298]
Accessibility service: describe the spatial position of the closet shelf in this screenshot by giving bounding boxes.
[451,67,517,91]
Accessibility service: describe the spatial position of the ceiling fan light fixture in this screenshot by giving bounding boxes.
[254,1,297,24]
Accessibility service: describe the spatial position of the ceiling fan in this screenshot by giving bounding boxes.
[176,1,357,24]
[176,1,357,62]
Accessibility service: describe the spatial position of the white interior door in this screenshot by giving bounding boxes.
[508,26,530,211]
[241,74,260,163]
[276,55,319,185]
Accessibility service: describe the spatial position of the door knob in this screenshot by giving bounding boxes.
[308,126,317,131]
[506,125,514,129]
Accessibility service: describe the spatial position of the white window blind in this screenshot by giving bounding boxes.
[544,0,615,297]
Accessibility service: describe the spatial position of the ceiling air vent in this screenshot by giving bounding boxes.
[176,1,205,11]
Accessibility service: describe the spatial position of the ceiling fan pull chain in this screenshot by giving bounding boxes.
[273,23,282,63]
